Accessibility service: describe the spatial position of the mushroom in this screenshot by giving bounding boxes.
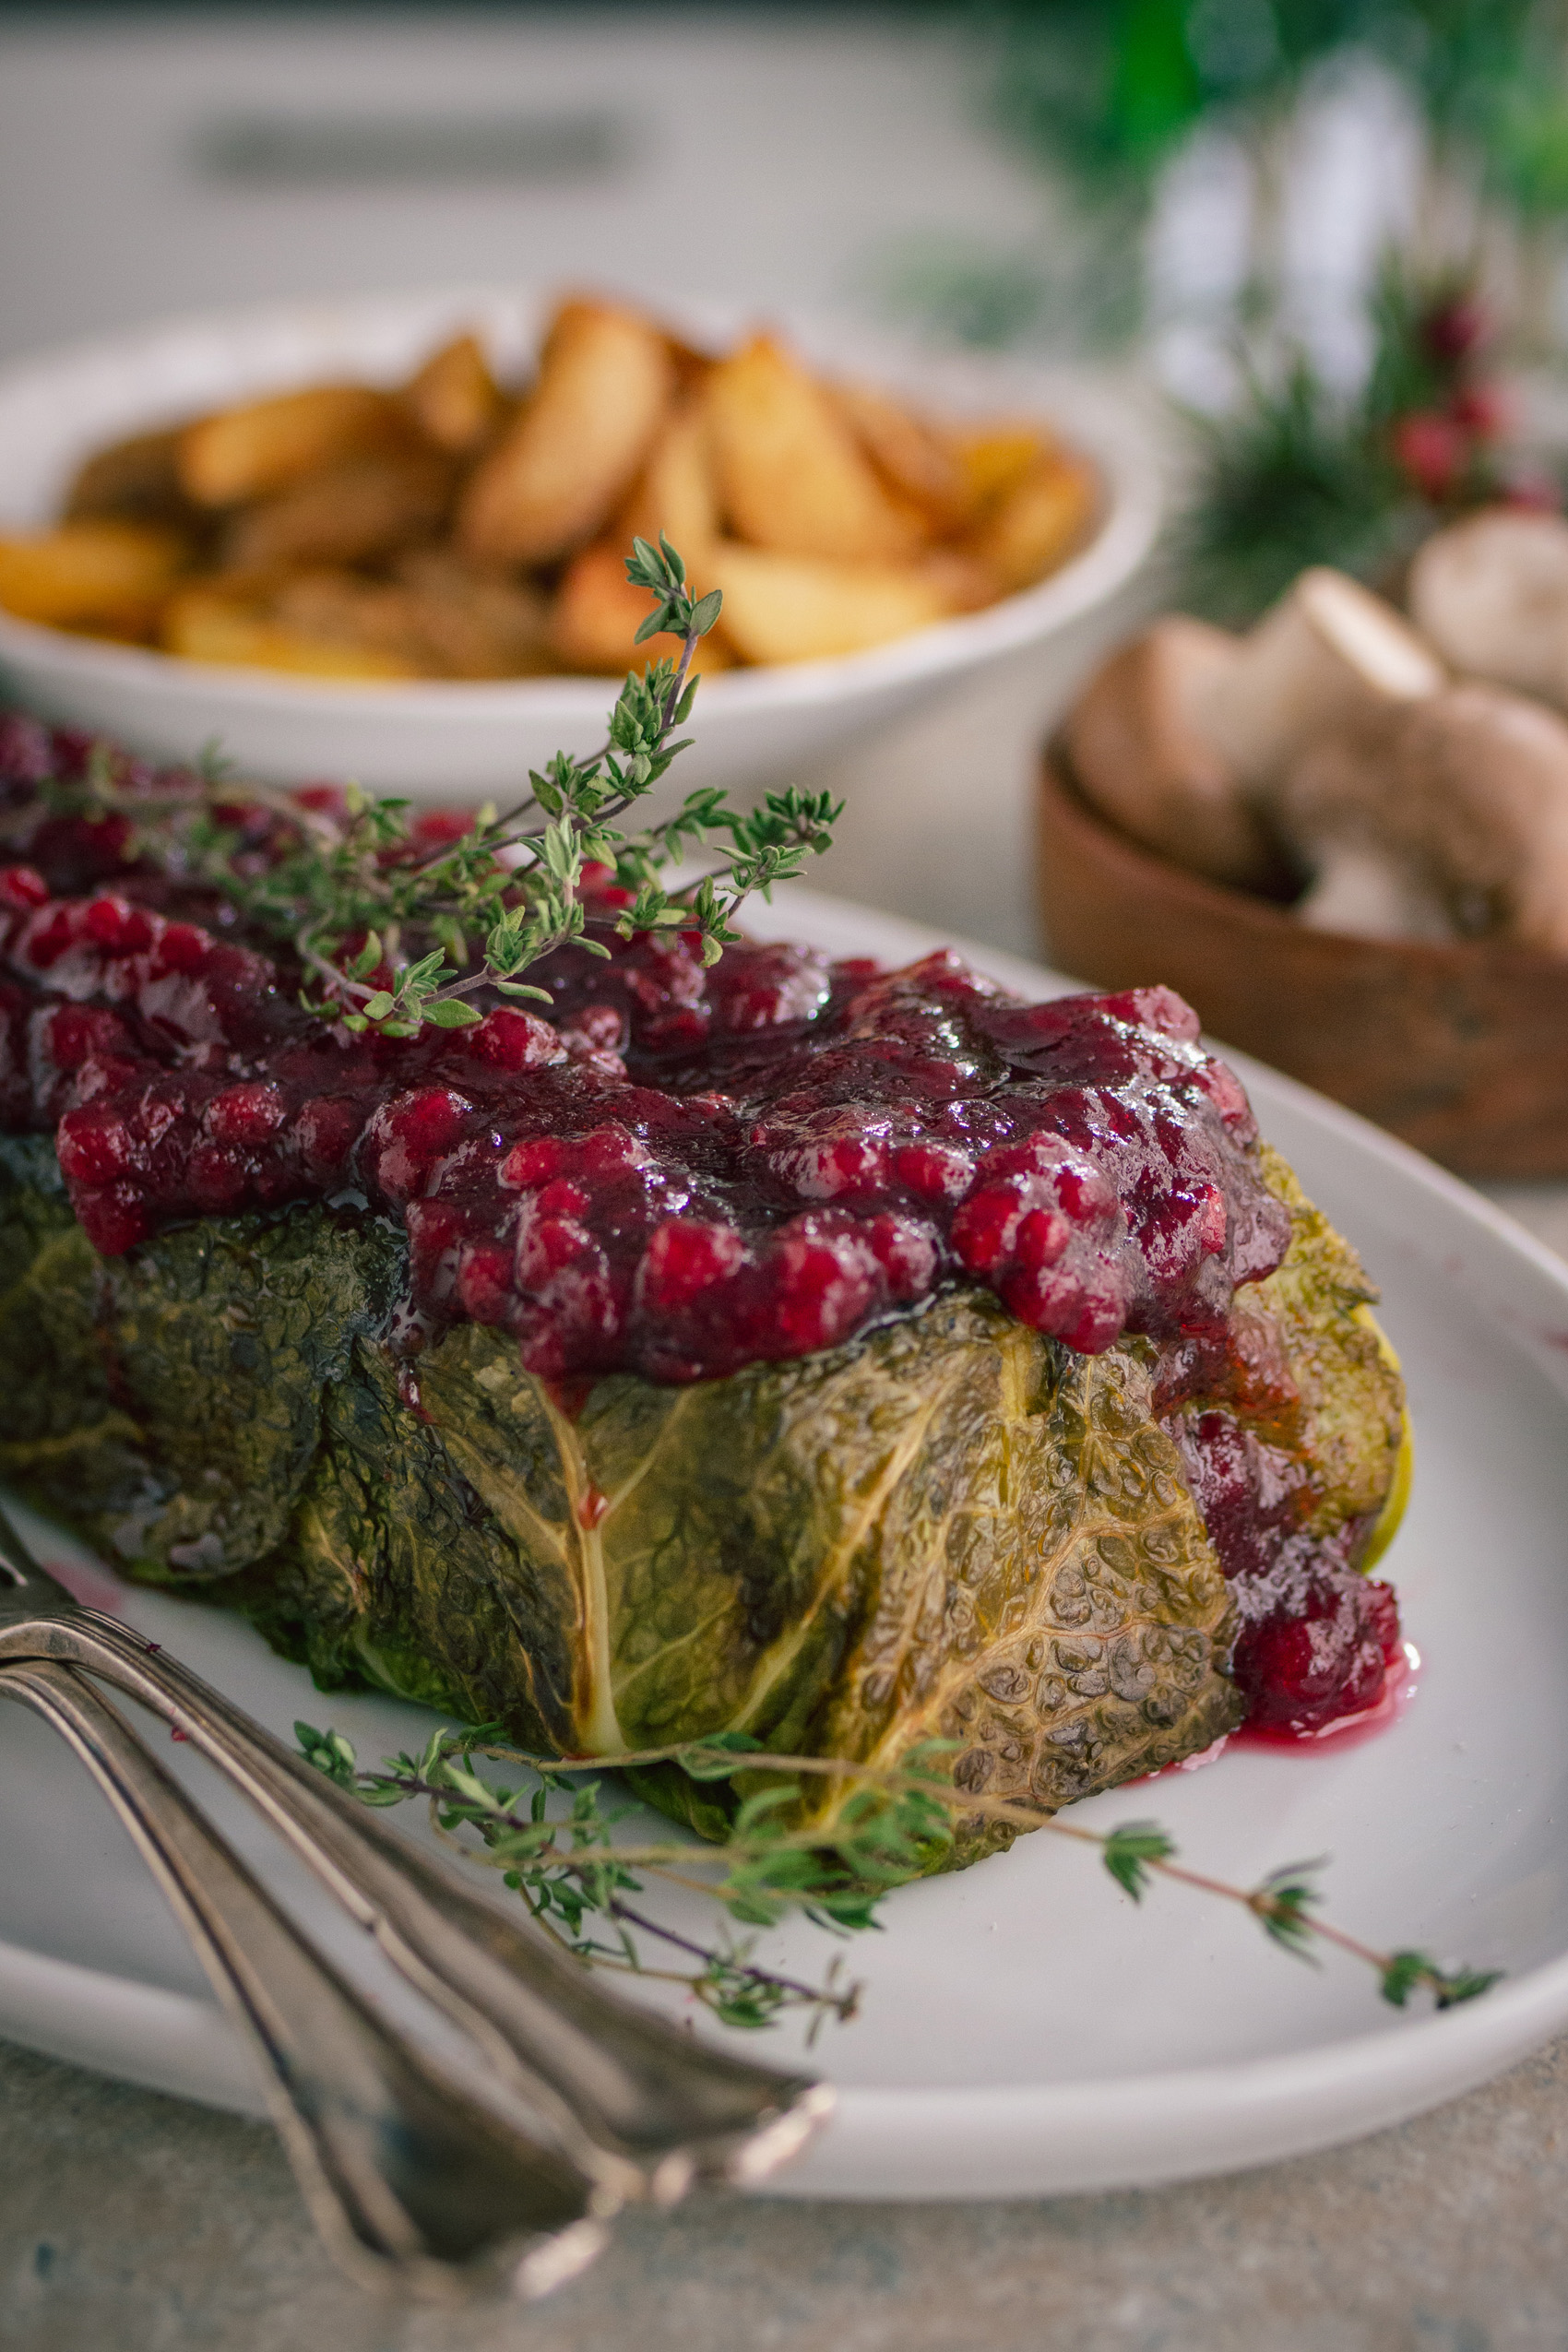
[1193,566,1445,790]
[1289,845,1456,944]
[1062,615,1283,890]
[1276,683,1568,954]
[1408,506,1568,708]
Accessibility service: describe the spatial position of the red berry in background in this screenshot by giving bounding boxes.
[410,809,472,849]
[0,866,49,913]
[1391,410,1469,501]
[1503,468,1563,513]
[1420,293,1490,364]
[1449,381,1512,440]
[291,783,349,818]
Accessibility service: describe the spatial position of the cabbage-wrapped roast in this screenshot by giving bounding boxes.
[0,724,1407,1864]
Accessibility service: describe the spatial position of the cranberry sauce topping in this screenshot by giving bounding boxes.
[0,713,1397,1740]
[0,856,1293,1382]
[1170,1408,1403,1738]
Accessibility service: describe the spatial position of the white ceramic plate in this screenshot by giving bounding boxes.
[5,886,1568,2202]
[0,290,1160,801]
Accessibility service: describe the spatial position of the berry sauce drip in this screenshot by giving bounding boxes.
[1166,1409,1403,1740]
[0,713,1402,1738]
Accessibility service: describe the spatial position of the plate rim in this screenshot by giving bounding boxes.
[6,883,1568,2198]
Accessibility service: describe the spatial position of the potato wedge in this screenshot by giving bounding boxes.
[0,522,187,629]
[401,333,506,455]
[219,448,455,570]
[834,383,970,532]
[458,300,673,565]
[65,429,194,529]
[706,542,953,664]
[955,422,1054,518]
[706,337,926,563]
[161,579,419,680]
[617,400,720,558]
[391,548,552,678]
[178,386,408,507]
[551,542,731,675]
[965,455,1095,594]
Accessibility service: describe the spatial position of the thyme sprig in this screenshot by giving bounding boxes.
[296,1721,1501,2036]
[30,534,841,1039]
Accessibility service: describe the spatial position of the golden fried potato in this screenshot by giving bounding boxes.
[954,423,1055,518]
[833,384,970,532]
[219,449,455,571]
[617,401,720,558]
[458,300,673,565]
[161,578,419,680]
[401,334,506,455]
[390,548,553,678]
[706,337,926,563]
[706,542,954,664]
[965,455,1096,594]
[0,522,187,630]
[550,542,731,675]
[65,429,194,529]
[178,386,408,507]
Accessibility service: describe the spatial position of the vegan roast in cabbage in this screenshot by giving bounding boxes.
[0,718,1407,1868]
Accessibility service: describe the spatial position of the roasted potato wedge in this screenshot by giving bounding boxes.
[179,386,410,507]
[707,542,955,663]
[965,455,1096,594]
[551,541,731,675]
[390,548,552,678]
[706,336,926,563]
[458,300,673,565]
[401,334,506,455]
[617,401,720,558]
[219,449,455,571]
[161,578,420,680]
[64,429,196,530]
[0,521,187,630]
[834,384,970,532]
[955,423,1056,519]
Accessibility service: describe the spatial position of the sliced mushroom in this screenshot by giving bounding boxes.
[1194,566,1444,790]
[1408,506,1568,707]
[1277,683,1568,954]
[1063,617,1283,889]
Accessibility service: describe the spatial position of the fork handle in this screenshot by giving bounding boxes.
[3,1606,828,2190]
[0,1657,613,2300]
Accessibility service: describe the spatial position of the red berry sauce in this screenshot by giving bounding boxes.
[0,715,1405,1738]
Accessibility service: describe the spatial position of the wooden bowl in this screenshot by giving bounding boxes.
[1037,750,1568,1179]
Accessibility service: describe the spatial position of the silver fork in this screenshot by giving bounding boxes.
[0,1654,620,2299]
[0,1507,830,2200]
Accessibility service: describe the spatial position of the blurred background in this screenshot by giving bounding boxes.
[7,0,1568,1174]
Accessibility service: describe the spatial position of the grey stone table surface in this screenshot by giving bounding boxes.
[3,2025,1567,2352]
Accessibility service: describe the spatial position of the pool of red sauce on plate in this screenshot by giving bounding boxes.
[0,714,1408,1744]
[1134,1642,1422,1783]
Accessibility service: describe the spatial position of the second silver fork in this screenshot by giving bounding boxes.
[0,1506,831,2199]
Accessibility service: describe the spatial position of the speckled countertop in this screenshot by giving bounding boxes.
[4,2024,1567,2352]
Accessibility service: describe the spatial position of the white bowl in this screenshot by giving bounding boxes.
[0,288,1161,803]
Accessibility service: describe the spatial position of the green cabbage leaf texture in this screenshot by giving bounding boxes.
[0,1133,1404,1869]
